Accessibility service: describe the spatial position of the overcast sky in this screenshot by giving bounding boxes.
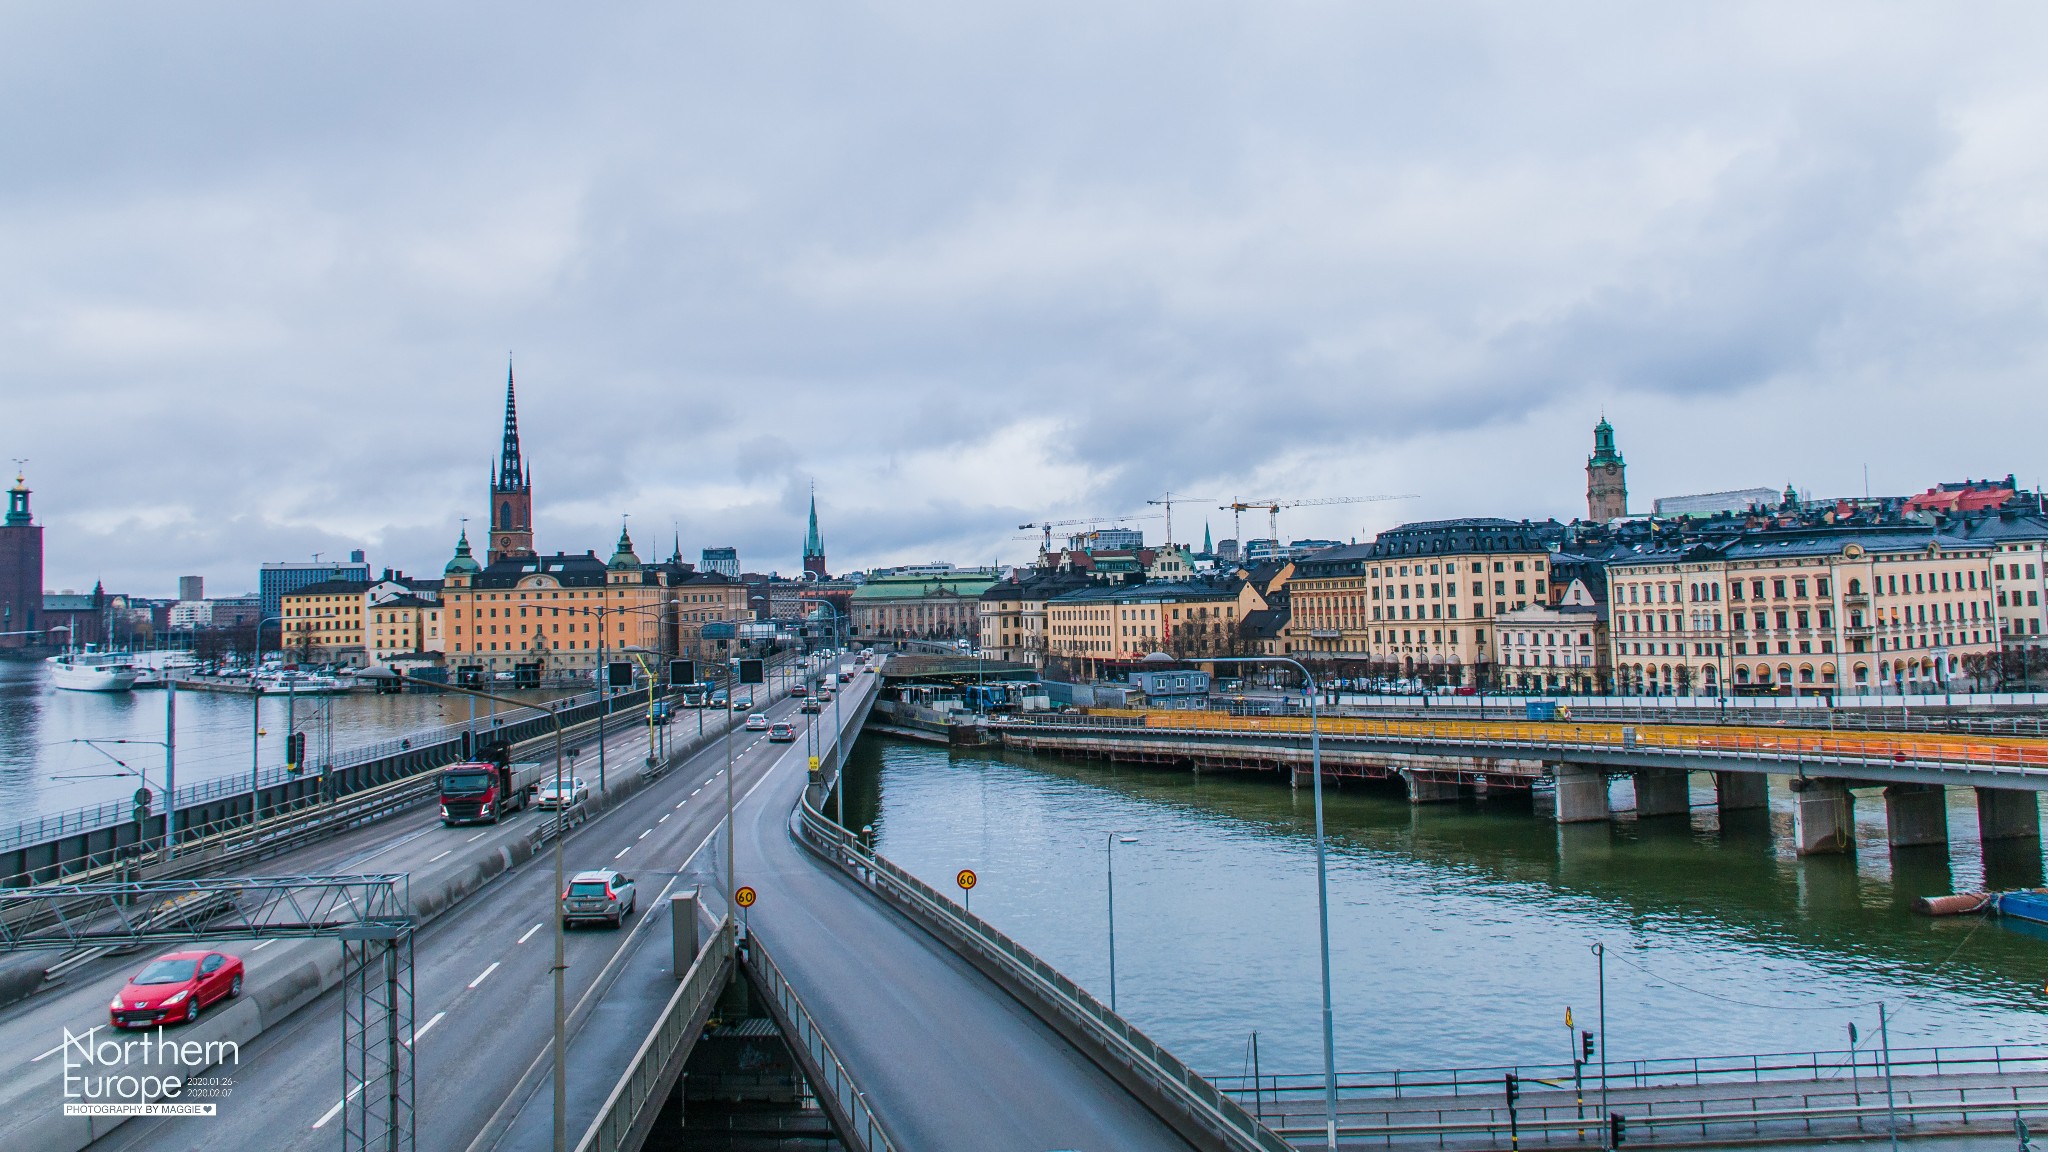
[7,3,2048,596]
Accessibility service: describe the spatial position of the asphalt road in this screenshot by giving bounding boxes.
[734,689,1196,1152]
[18,669,819,1152]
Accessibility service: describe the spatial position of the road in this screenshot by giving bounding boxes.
[733,684,1196,1152]
[0,663,820,1152]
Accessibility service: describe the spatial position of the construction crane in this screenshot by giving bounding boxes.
[1016,513,1162,557]
[1143,492,1216,549]
[1218,494,1420,546]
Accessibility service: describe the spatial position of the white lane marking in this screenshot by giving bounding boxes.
[674,800,685,808]
[409,1011,447,1047]
[313,1083,364,1128]
[251,939,276,951]
[614,846,631,859]
[691,788,701,796]
[658,813,669,823]
[33,1041,63,1062]
[516,923,543,945]
[638,829,651,840]
[467,962,500,989]
[466,831,490,843]
[429,850,451,863]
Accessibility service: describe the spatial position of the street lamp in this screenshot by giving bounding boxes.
[1106,831,1138,1012]
[1143,650,1339,1152]
[252,615,284,812]
[360,668,575,1152]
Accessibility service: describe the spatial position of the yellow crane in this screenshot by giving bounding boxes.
[1218,494,1420,546]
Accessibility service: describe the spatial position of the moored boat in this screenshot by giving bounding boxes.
[50,650,139,692]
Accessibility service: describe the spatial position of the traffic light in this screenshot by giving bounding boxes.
[1581,1030,1596,1061]
[1503,1072,1519,1107]
[460,730,473,760]
[737,658,765,685]
[287,732,306,773]
[132,787,152,825]
[1609,1113,1627,1147]
[607,661,634,688]
[669,659,694,686]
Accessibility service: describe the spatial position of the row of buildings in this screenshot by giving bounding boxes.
[847,420,2048,696]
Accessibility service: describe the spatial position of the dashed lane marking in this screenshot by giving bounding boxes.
[467,962,500,989]
[409,1011,447,1047]
[638,829,651,839]
[467,831,490,842]
[614,846,631,859]
[517,923,543,945]
[429,850,452,863]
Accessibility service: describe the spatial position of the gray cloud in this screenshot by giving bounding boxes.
[5,2,2048,594]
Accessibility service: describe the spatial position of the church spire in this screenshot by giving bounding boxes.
[498,360,526,490]
[486,361,536,563]
[802,483,827,578]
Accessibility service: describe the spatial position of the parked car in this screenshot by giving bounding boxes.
[536,777,590,809]
[110,950,244,1029]
[562,869,636,928]
[745,713,770,731]
[769,722,796,742]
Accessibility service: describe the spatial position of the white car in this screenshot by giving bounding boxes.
[745,713,770,731]
[536,777,589,810]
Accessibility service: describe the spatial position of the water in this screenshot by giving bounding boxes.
[841,736,2048,1081]
[0,658,575,824]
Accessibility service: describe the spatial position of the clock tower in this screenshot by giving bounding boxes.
[488,364,535,564]
[1586,416,1627,521]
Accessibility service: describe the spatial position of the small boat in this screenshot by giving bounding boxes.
[1995,889,2048,926]
[50,649,139,692]
[255,671,353,695]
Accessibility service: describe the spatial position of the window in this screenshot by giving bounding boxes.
[1773,579,1786,599]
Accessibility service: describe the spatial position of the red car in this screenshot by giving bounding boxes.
[109,950,244,1029]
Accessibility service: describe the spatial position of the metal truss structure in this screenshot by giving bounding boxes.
[0,875,414,1152]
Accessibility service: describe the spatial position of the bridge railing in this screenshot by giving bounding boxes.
[794,788,1291,1152]
[1000,711,2048,781]
[574,916,736,1152]
[745,930,899,1152]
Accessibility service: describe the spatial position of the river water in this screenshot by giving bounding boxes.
[0,658,577,825]
[840,735,2048,1081]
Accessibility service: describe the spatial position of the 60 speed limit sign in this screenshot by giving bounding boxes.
[734,886,757,908]
[955,869,977,891]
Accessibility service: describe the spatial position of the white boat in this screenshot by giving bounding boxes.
[131,653,199,688]
[51,650,139,692]
[256,671,353,695]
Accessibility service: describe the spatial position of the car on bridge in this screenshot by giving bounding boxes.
[731,692,753,711]
[769,722,796,742]
[536,776,589,810]
[799,699,822,714]
[790,683,808,698]
[745,713,770,731]
[110,950,244,1029]
[562,869,636,928]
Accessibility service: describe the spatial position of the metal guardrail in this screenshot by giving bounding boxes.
[574,917,736,1152]
[1002,711,2048,785]
[794,789,1292,1152]
[1214,1044,2048,1106]
[746,930,899,1152]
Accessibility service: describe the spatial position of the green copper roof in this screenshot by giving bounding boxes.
[443,527,481,575]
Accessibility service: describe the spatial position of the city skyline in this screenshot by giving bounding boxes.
[8,4,2048,592]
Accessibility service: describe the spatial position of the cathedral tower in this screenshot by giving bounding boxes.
[802,485,827,579]
[488,364,535,564]
[1586,416,1627,521]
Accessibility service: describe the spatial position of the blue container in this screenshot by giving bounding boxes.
[1525,700,1558,722]
[1996,889,2048,925]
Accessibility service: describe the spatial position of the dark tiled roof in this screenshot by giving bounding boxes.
[283,580,372,597]
[1049,579,1242,605]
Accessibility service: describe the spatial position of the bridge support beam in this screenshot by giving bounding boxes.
[1883,784,1949,850]
[1404,773,1460,804]
[1715,771,1769,812]
[1633,770,1691,818]
[1977,787,2041,843]
[1554,764,1610,824]
[1792,778,1854,855]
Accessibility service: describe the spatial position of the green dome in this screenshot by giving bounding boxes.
[444,527,481,576]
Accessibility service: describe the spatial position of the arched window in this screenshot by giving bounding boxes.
[499,501,512,528]
[1848,578,1862,595]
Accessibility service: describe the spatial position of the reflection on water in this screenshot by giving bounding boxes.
[842,736,2048,1079]
[0,658,574,822]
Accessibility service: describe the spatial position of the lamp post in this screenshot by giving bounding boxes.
[252,615,283,813]
[361,669,572,1152]
[1142,649,1338,1151]
[1106,830,1138,1012]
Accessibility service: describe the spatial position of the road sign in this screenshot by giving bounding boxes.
[808,756,819,772]
[956,869,977,891]
[1565,1007,1573,1029]
[734,886,757,908]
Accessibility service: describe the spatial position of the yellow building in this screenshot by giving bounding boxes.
[280,578,370,666]
[977,572,1094,665]
[1288,518,1568,686]
[1044,577,1270,677]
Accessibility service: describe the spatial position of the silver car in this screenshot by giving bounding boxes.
[562,869,636,928]
[536,777,589,810]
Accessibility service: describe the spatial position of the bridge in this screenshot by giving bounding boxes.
[1,661,2045,1151]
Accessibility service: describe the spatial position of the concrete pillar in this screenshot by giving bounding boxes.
[671,891,699,976]
[1977,788,2042,842]
[1883,784,1949,850]
[1792,779,1854,855]
[1554,764,1611,824]
[1715,771,1769,812]
[1405,774,1460,804]
[1633,770,1691,818]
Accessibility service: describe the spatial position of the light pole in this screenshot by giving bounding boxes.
[362,669,573,1152]
[1106,830,1138,1012]
[1142,649,1338,1151]
[252,615,283,813]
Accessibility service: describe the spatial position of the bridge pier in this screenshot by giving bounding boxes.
[1976,787,2041,843]
[1883,784,1949,850]
[1632,769,1691,818]
[1791,778,1854,855]
[1403,773,1460,804]
[1553,764,1611,824]
[1715,771,1769,812]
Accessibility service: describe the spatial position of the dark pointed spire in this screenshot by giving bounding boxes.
[498,359,526,490]
[803,483,823,559]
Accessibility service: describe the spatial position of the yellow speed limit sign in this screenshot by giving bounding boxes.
[956,869,977,891]
[734,886,757,908]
